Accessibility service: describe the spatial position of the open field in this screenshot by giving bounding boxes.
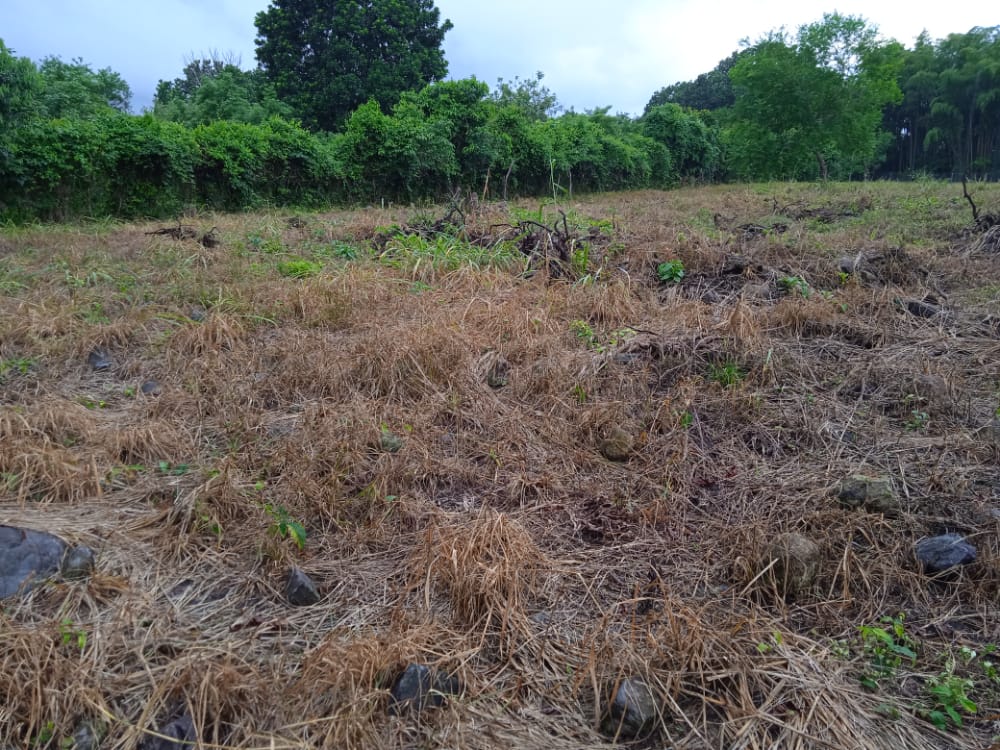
[2,181,1000,749]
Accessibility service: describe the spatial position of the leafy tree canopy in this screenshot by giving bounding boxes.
[645,50,750,113]
[254,0,452,132]
[491,71,561,121]
[727,13,903,180]
[37,56,131,118]
[154,57,291,126]
[0,40,42,132]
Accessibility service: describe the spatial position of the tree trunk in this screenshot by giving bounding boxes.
[815,151,829,180]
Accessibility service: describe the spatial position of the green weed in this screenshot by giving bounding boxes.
[858,613,917,690]
[278,258,323,278]
[656,259,685,283]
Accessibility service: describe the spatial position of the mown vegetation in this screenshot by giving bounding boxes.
[2,180,1000,749]
[1,5,998,223]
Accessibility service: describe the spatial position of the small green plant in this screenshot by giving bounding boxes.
[858,613,917,690]
[779,275,811,298]
[679,411,693,429]
[657,259,685,283]
[77,396,108,410]
[1,471,20,492]
[572,383,588,403]
[265,504,307,551]
[708,360,745,388]
[58,618,87,652]
[905,409,930,430]
[156,461,190,476]
[0,356,34,382]
[838,270,851,285]
[570,319,600,349]
[925,671,977,729]
[756,630,784,654]
[277,258,323,279]
[571,243,591,276]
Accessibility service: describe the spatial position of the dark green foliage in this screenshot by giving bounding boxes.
[37,56,132,118]
[642,104,720,182]
[6,114,197,220]
[645,50,747,113]
[154,60,292,127]
[727,13,903,180]
[882,26,1000,176]
[2,113,340,221]
[0,41,42,131]
[254,0,453,131]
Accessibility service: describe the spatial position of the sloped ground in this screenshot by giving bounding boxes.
[2,181,1000,749]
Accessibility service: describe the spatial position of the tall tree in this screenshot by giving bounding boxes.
[154,57,291,126]
[254,0,452,132]
[728,13,902,180]
[37,56,131,118]
[0,40,41,132]
[645,50,749,113]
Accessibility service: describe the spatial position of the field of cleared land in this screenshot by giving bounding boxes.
[2,181,1000,749]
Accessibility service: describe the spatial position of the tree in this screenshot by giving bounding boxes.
[37,56,131,118]
[491,71,561,121]
[254,0,452,132]
[154,58,291,126]
[728,13,902,180]
[645,50,749,113]
[0,40,41,132]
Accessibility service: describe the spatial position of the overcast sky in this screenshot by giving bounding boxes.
[1,1,990,117]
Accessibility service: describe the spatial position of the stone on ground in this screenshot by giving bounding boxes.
[602,677,659,739]
[915,534,976,574]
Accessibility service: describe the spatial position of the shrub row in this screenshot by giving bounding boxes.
[0,87,720,222]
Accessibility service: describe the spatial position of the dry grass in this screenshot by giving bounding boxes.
[2,182,1000,749]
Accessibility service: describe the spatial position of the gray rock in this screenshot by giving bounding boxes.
[188,306,207,322]
[61,545,96,580]
[765,532,821,599]
[837,256,857,275]
[144,714,195,750]
[0,525,68,598]
[915,534,976,574]
[388,663,461,715]
[71,722,99,750]
[602,677,659,739]
[900,298,944,319]
[286,567,320,606]
[722,254,751,274]
[87,348,112,371]
[599,427,635,462]
[838,475,899,515]
[140,379,163,396]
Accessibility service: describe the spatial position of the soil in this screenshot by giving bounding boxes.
[2,181,1000,749]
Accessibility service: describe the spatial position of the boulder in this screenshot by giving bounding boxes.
[765,532,820,599]
[602,677,659,739]
[838,475,899,515]
[285,567,320,606]
[915,534,976,574]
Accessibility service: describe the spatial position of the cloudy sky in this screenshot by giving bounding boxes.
[1,1,990,117]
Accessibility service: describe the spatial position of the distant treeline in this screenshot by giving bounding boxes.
[0,15,997,222]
